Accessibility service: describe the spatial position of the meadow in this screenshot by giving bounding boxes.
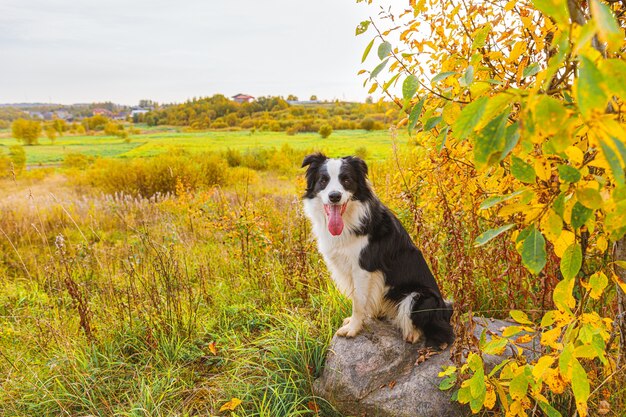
[0,128,407,165]
[0,128,428,417]
[0,127,622,416]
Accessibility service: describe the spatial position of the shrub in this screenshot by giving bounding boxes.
[82,152,227,197]
[63,153,95,170]
[8,145,26,173]
[354,146,368,159]
[360,117,376,131]
[223,148,243,167]
[318,124,333,138]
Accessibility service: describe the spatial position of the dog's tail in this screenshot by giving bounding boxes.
[410,292,455,348]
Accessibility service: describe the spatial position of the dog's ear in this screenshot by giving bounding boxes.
[344,156,368,177]
[302,152,327,168]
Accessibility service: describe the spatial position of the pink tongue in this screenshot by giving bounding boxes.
[328,205,344,236]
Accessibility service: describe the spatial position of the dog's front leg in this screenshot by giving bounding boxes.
[335,270,369,338]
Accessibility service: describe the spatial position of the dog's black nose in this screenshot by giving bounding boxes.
[328,191,342,203]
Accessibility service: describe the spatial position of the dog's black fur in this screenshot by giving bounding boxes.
[302,153,454,347]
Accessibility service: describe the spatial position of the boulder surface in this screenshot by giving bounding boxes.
[313,317,523,417]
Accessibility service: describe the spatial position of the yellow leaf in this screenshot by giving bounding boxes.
[484,383,497,409]
[541,327,563,349]
[596,235,608,252]
[564,146,584,166]
[554,230,575,258]
[219,397,242,412]
[534,159,550,181]
[543,368,566,394]
[576,187,603,209]
[611,273,626,294]
[209,341,218,355]
[588,271,608,299]
[532,356,555,379]
[540,210,562,243]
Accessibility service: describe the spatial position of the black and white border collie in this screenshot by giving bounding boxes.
[302,153,454,348]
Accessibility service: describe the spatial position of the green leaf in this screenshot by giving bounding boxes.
[599,138,625,187]
[474,112,508,169]
[535,96,568,136]
[402,75,420,101]
[553,192,566,218]
[377,41,392,60]
[571,202,592,229]
[554,275,576,312]
[472,24,491,50]
[591,0,622,52]
[511,156,536,184]
[439,375,456,390]
[424,115,442,131]
[539,401,564,417]
[571,358,590,411]
[479,189,524,210]
[436,126,449,152]
[453,96,488,140]
[576,187,602,209]
[481,337,509,355]
[577,56,608,118]
[474,224,515,247]
[509,371,529,400]
[356,20,371,36]
[383,73,401,92]
[500,122,519,160]
[510,310,533,325]
[361,37,375,63]
[532,0,570,25]
[600,60,626,101]
[588,271,608,299]
[369,59,388,80]
[521,226,547,275]
[461,65,475,87]
[522,63,540,78]
[408,96,426,133]
[557,164,581,183]
[560,243,582,280]
[431,71,457,83]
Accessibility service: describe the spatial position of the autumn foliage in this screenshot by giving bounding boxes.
[360,0,626,415]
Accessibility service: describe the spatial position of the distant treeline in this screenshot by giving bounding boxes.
[141,95,402,133]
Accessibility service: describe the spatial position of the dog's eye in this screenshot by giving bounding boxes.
[319,177,328,185]
[342,178,351,186]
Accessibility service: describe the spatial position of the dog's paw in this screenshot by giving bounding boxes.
[336,319,363,338]
[404,327,424,344]
[342,316,351,326]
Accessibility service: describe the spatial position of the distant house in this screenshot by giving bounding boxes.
[130,108,150,117]
[232,94,255,103]
[93,108,113,117]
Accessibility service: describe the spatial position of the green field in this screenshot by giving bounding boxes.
[0,128,410,165]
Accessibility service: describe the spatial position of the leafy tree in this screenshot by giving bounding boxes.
[11,118,41,145]
[362,0,626,415]
[45,125,57,144]
[52,119,67,136]
[318,124,333,138]
[360,117,376,131]
[286,94,298,101]
[310,95,318,101]
[82,115,109,131]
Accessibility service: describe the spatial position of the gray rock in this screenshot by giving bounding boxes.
[313,317,526,417]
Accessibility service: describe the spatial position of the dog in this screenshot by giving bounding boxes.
[301,153,454,348]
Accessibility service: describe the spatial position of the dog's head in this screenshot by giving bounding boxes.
[301,152,371,236]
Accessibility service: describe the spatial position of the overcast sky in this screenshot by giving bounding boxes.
[0,0,401,105]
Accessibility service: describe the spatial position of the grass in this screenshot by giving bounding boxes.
[0,128,409,165]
